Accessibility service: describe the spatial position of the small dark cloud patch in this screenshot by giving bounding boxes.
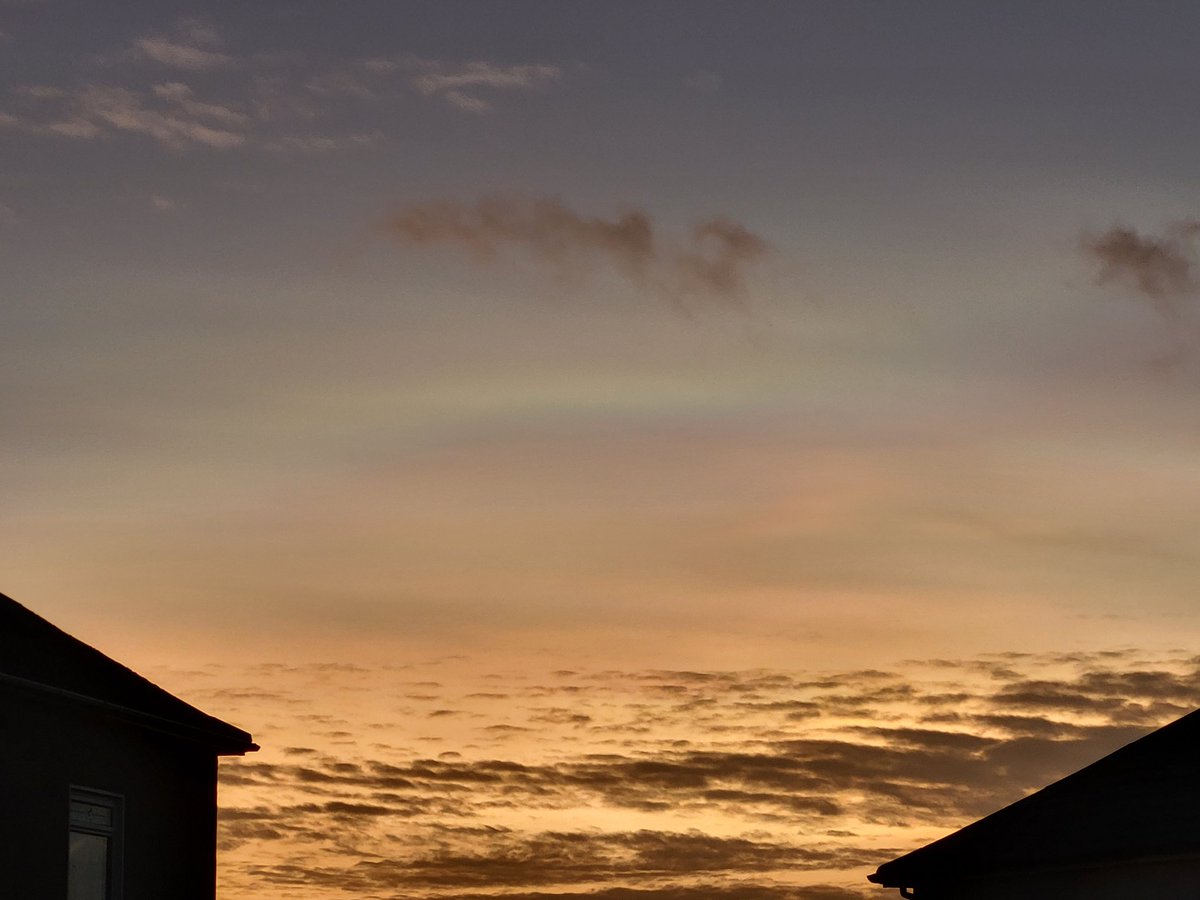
[1083,221,1200,311]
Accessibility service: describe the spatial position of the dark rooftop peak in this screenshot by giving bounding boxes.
[0,591,256,755]
[871,706,1200,889]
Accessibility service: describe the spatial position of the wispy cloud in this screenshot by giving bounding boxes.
[151,82,249,128]
[2,76,252,148]
[1,21,565,159]
[261,132,381,154]
[12,84,66,100]
[300,54,564,113]
[73,84,244,148]
[405,58,561,113]
[133,18,234,70]
[148,194,175,212]
[136,36,233,70]
[385,194,770,309]
[1,80,349,152]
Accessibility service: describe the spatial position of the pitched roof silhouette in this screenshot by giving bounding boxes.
[870,707,1200,890]
[0,591,256,755]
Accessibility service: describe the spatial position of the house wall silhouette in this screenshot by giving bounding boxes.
[869,707,1200,899]
[0,592,256,899]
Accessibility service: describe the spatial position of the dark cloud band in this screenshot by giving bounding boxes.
[385,194,770,309]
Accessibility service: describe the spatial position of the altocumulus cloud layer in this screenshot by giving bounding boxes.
[0,16,562,154]
[147,649,1200,899]
[386,195,770,310]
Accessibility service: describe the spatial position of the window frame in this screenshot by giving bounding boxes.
[68,786,125,900]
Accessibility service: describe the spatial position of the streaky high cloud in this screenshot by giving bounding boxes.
[261,132,381,154]
[133,18,234,70]
[1082,221,1200,312]
[69,84,244,148]
[386,195,770,308]
[304,54,563,113]
[151,82,249,128]
[1,83,246,148]
[406,59,562,112]
[136,36,233,70]
[1,46,565,155]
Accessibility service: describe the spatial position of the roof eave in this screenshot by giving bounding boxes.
[0,670,258,754]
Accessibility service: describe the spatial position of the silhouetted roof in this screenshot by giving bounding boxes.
[870,708,1200,890]
[0,592,256,755]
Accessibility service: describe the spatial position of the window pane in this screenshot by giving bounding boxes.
[70,800,113,830]
[69,831,108,900]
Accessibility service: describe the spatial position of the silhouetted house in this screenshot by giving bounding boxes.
[869,708,1200,899]
[0,592,256,899]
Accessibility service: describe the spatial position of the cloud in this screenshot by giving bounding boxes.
[261,132,381,154]
[199,650,1200,898]
[12,84,66,100]
[294,54,563,114]
[440,888,875,900]
[407,59,562,112]
[151,82,249,128]
[76,84,244,148]
[442,91,491,114]
[2,38,564,160]
[136,37,233,70]
[43,118,102,139]
[1082,221,1200,313]
[133,18,233,70]
[677,218,772,303]
[214,712,1166,852]
[1,83,246,149]
[385,194,770,309]
[242,827,881,893]
[305,70,376,100]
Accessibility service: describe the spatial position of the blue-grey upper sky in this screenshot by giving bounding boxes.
[4,0,1200,667]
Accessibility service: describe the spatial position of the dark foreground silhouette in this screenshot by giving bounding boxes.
[0,591,255,900]
[869,706,1200,899]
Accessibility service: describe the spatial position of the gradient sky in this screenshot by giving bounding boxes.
[5,2,1200,897]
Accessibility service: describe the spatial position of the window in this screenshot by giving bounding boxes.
[69,788,123,900]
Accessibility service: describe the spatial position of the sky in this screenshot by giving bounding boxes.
[4,2,1200,897]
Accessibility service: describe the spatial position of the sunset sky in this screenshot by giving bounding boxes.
[5,3,1200,898]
